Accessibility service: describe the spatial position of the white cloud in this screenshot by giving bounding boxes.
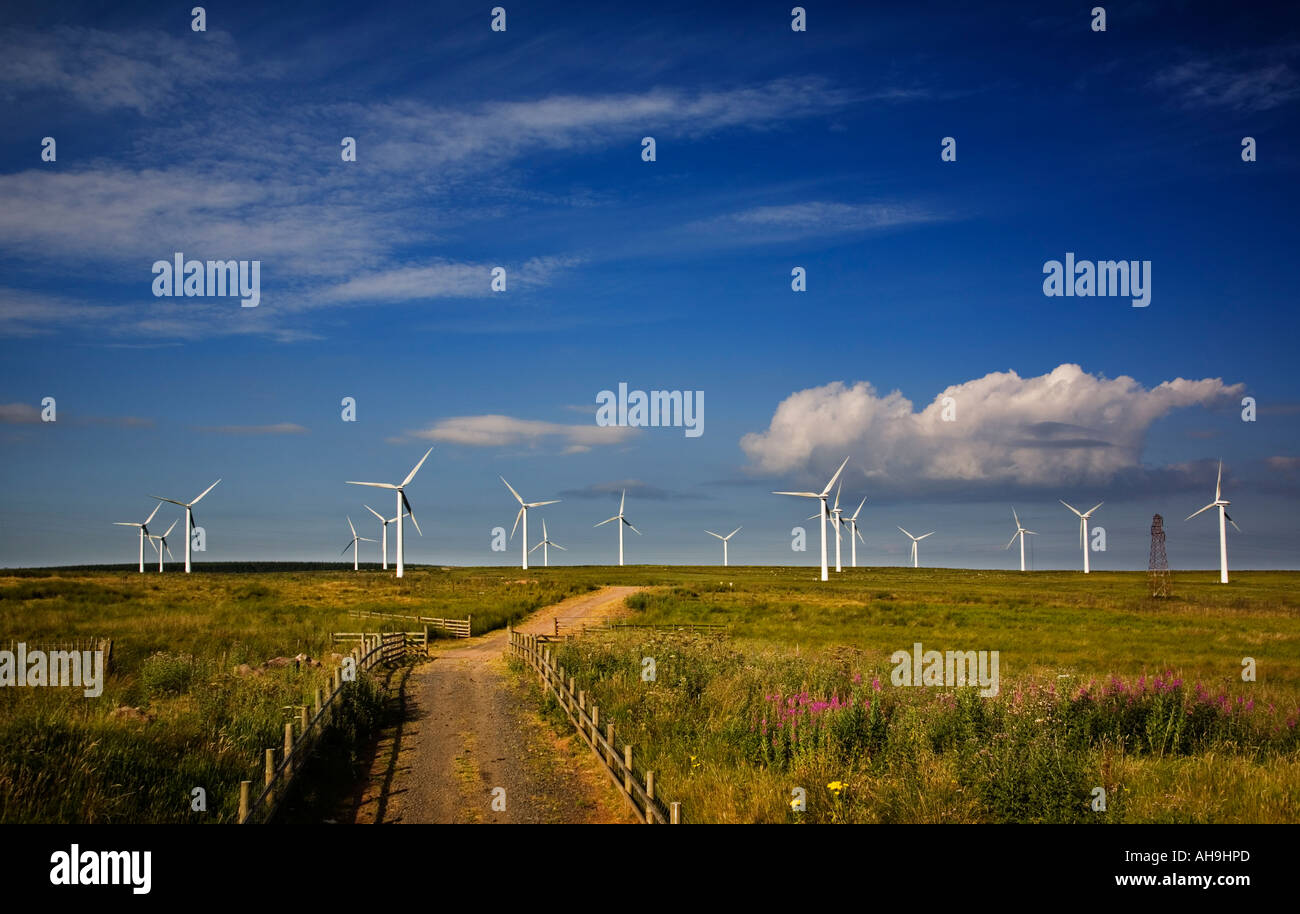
[687,201,944,244]
[197,423,308,435]
[0,402,41,424]
[1151,56,1300,112]
[741,364,1245,489]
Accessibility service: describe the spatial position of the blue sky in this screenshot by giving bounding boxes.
[1,0,1298,570]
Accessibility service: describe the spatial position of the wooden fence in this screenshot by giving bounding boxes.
[2,638,113,672]
[348,609,472,639]
[332,630,428,657]
[237,631,411,824]
[509,627,681,825]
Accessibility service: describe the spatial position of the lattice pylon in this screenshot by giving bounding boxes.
[1148,514,1171,597]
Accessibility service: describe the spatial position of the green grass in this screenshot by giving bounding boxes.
[0,566,601,822]
[526,567,1300,823]
[4,564,1298,823]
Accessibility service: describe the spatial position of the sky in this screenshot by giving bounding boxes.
[1,0,1298,571]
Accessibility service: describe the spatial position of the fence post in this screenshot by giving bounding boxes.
[607,724,615,768]
[264,748,275,805]
[623,745,633,794]
[299,706,309,745]
[467,614,472,637]
[646,771,655,824]
[671,802,681,824]
[284,721,294,770]
[239,780,251,824]
[314,688,323,718]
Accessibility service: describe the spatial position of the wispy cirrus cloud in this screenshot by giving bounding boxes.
[197,423,308,436]
[558,479,706,501]
[406,414,637,453]
[0,402,41,424]
[1151,51,1300,112]
[684,201,946,246]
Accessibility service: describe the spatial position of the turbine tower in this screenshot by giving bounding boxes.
[150,479,220,573]
[341,516,376,571]
[843,498,866,567]
[1060,500,1103,574]
[347,448,431,578]
[146,520,178,573]
[114,502,162,573]
[594,490,640,566]
[705,526,742,566]
[774,456,850,582]
[897,527,933,568]
[1004,508,1037,572]
[363,504,405,571]
[1186,460,1240,584]
[529,519,566,567]
[501,477,560,571]
[1149,514,1171,597]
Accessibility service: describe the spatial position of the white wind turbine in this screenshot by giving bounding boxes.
[363,505,407,571]
[808,482,846,572]
[347,448,431,578]
[844,498,867,567]
[114,502,162,573]
[1186,460,1240,584]
[501,477,560,571]
[594,490,640,566]
[774,456,850,582]
[529,519,566,567]
[1060,500,1103,574]
[150,480,220,573]
[897,527,934,568]
[1004,508,1037,572]
[705,526,742,566]
[341,516,376,571]
[146,520,178,573]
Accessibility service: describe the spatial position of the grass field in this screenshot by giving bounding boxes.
[2,563,1297,823]
[534,567,1300,823]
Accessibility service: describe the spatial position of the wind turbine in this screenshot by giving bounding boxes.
[1060,500,1103,574]
[114,502,162,573]
[146,520,177,573]
[843,498,867,567]
[363,504,406,571]
[1186,460,1240,584]
[807,482,846,572]
[594,490,640,566]
[501,477,560,571]
[529,519,566,567]
[774,456,850,581]
[705,526,742,566]
[347,448,431,578]
[341,516,376,571]
[1004,508,1037,572]
[150,480,220,573]
[897,527,934,568]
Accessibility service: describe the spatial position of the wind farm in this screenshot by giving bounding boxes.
[3,0,1298,847]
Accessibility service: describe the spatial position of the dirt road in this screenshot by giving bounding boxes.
[339,586,641,824]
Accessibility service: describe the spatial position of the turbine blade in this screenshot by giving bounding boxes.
[821,456,851,496]
[114,522,140,527]
[165,544,175,560]
[163,520,177,537]
[625,520,641,535]
[773,491,819,498]
[552,542,567,551]
[190,479,221,505]
[595,516,618,527]
[1085,502,1104,516]
[1005,532,1019,550]
[727,526,742,539]
[364,504,385,522]
[346,481,398,489]
[510,506,524,541]
[1012,507,1020,527]
[833,480,842,510]
[402,492,422,535]
[402,448,433,487]
[851,498,866,520]
[1216,460,1223,501]
[1059,500,1082,516]
[918,532,934,540]
[528,500,560,508]
[897,526,913,539]
[1186,502,1216,521]
[348,516,357,537]
[705,531,724,539]
[341,542,353,555]
[619,490,626,513]
[529,541,544,553]
[500,476,525,505]
[1226,513,1241,533]
[150,496,187,506]
[144,502,162,525]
